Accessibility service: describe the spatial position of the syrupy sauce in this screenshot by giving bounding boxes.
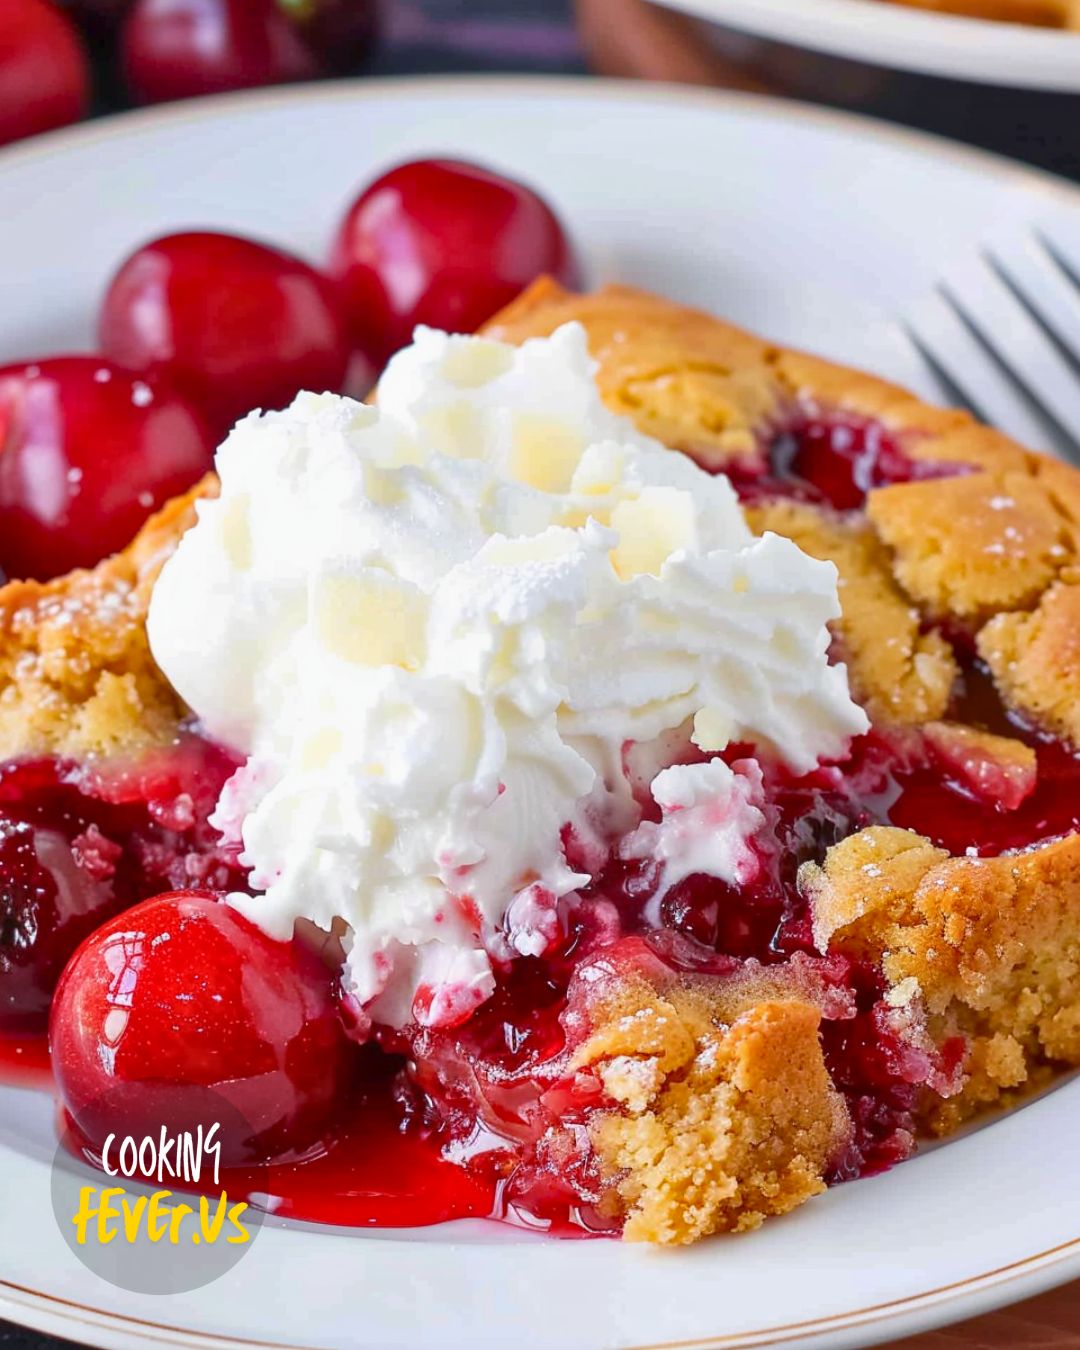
[0,1027,51,1091]
[224,1108,498,1230]
[730,410,968,510]
[0,734,244,1031]
[60,1051,505,1232]
[5,411,1080,1236]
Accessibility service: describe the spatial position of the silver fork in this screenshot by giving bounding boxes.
[903,227,1080,466]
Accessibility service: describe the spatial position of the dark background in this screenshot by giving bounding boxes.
[3,1,1078,1347]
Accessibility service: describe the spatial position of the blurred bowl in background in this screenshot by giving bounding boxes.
[575,0,1080,182]
[634,0,1080,90]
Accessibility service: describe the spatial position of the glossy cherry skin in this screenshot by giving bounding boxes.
[121,0,317,105]
[51,891,353,1165]
[329,158,580,367]
[0,0,89,147]
[0,357,214,581]
[99,231,350,436]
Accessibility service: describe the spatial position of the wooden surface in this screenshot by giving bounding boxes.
[882,1280,1080,1346]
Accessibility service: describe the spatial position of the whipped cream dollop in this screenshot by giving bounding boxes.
[148,322,868,1029]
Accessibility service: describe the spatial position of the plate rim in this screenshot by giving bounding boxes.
[3,1236,1080,1350]
[1,72,1079,205]
[2,72,1080,1350]
[652,0,1080,91]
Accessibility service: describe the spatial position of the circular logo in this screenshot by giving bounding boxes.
[51,1087,268,1295]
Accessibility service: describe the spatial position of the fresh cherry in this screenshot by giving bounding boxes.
[51,891,353,1165]
[0,0,89,148]
[329,158,580,367]
[0,357,214,581]
[99,231,350,436]
[121,0,317,105]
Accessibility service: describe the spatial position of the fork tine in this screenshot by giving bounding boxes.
[986,236,1080,374]
[1039,228,1080,291]
[903,290,1074,459]
[936,254,1080,459]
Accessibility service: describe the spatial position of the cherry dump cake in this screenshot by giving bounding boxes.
[4,280,1080,1246]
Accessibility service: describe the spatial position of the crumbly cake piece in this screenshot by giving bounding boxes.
[800,825,1080,1127]
[570,964,851,1243]
[978,577,1080,744]
[866,470,1077,621]
[922,721,1037,810]
[747,498,957,724]
[0,480,209,761]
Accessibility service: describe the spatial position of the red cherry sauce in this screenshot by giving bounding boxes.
[731,407,970,510]
[213,1051,502,1229]
[0,1027,51,1090]
[0,735,243,1030]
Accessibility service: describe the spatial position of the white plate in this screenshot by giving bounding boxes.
[657,0,1080,90]
[2,77,1080,1350]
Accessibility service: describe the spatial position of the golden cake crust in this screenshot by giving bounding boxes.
[978,576,1080,744]
[866,469,1077,620]
[0,478,211,761]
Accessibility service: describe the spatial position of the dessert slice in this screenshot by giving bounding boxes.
[4,282,1080,1247]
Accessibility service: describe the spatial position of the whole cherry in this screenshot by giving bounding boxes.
[121,0,317,105]
[0,357,214,581]
[99,231,351,436]
[50,891,353,1165]
[0,0,89,148]
[329,158,580,367]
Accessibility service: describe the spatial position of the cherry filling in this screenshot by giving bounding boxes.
[731,407,969,511]
[0,736,243,1030]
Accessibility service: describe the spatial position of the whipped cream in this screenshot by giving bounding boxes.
[148,322,868,1029]
[621,758,767,907]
